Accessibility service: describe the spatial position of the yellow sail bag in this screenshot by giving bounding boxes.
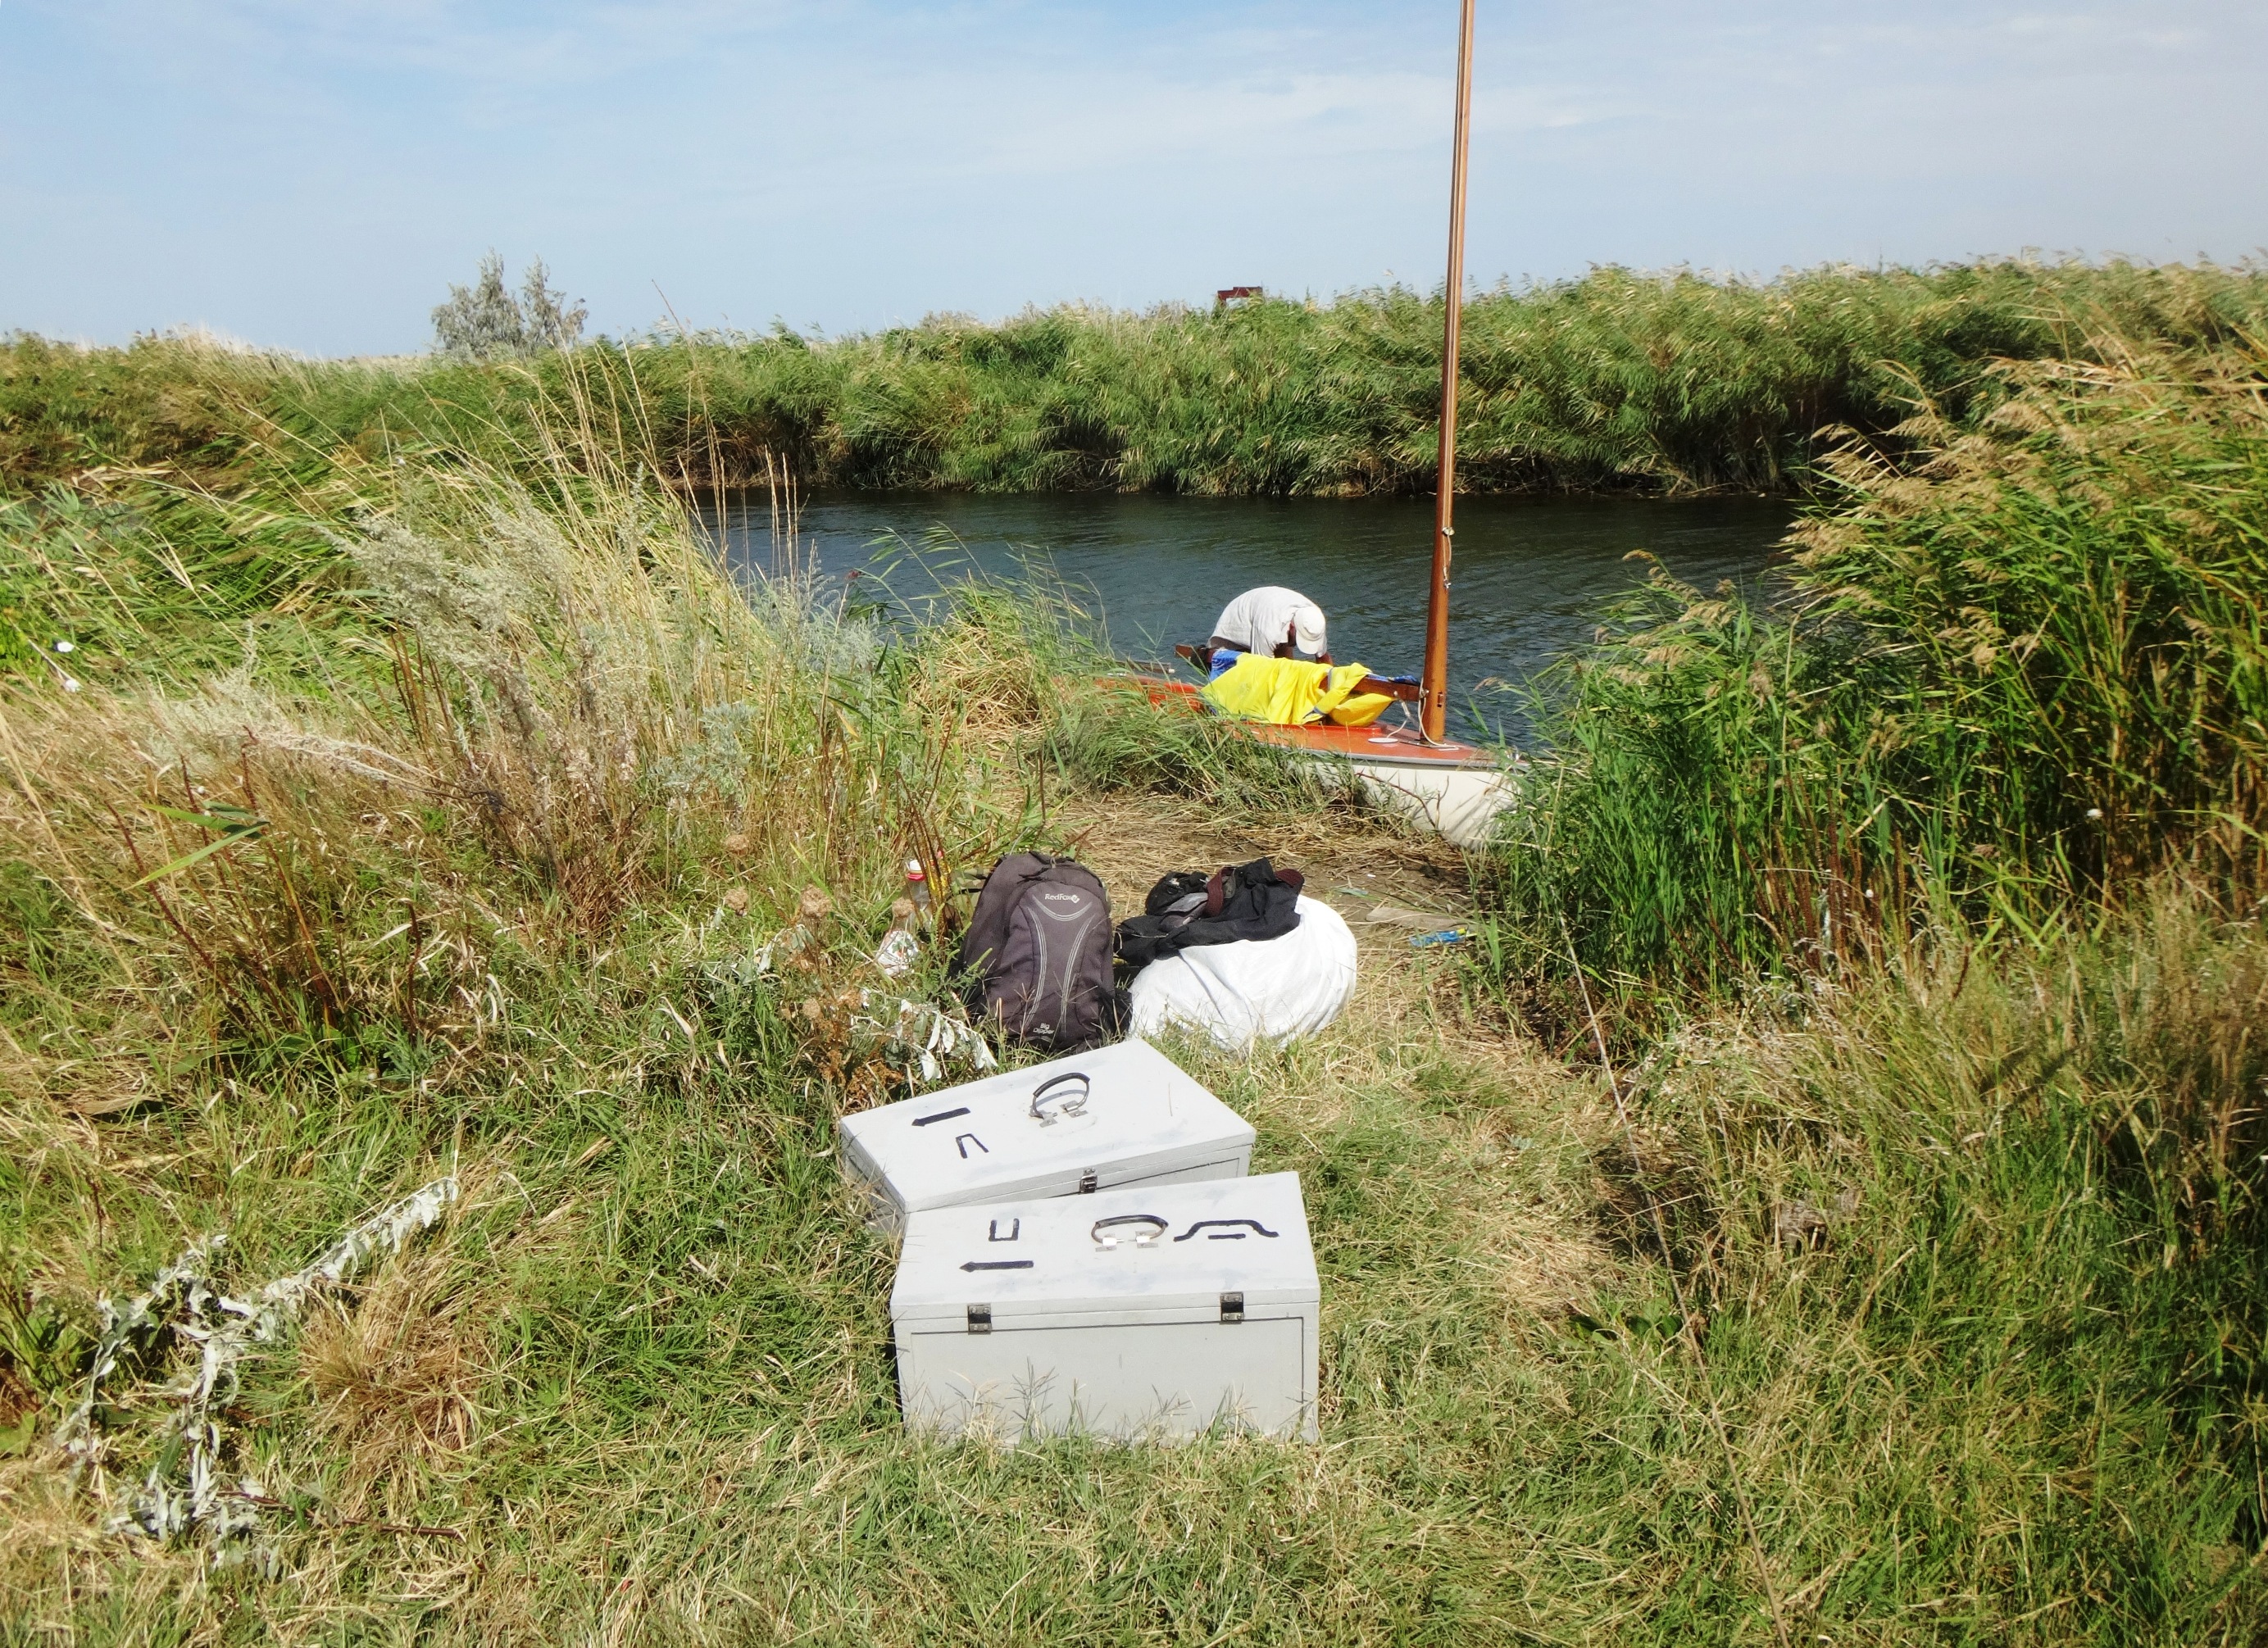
[1201,656,1394,729]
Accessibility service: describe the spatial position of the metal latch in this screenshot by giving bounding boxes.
[966,1304,992,1334]
[1220,1292,1245,1324]
[1078,1169,1098,1194]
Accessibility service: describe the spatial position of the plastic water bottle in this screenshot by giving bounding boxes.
[875,860,931,981]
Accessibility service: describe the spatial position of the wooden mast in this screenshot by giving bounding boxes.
[1420,0,1476,744]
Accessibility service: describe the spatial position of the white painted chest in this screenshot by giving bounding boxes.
[890,1171,1320,1444]
[838,1039,1254,1234]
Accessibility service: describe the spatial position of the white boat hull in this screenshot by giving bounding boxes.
[1340,757,1511,850]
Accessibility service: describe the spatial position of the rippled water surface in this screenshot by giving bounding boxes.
[716,492,1789,743]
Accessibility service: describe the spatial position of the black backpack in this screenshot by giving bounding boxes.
[1115,857,1305,971]
[954,853,1118,1051]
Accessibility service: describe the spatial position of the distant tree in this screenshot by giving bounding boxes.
[517,258,587,351]
[432,252,587,359]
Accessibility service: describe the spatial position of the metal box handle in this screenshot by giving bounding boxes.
[1090,1214,1168,1248]
[1029,1070,1092,1123]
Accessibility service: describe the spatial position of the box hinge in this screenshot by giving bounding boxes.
[1220,1291,1245,1324]
[966,1303,992,1334]
[1078,1169,1098,1194]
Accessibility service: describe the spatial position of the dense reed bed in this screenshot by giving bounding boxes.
[4,304,2266,1642]
[9,259,2268,505]
[1481,329,2268,1006]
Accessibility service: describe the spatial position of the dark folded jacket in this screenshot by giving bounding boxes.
[1115,857,1304,971]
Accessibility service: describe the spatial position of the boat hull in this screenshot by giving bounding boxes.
[1340,756,1509,850]
[1111,677,1511,849]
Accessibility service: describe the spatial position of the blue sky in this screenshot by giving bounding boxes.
[3,1,2263,356]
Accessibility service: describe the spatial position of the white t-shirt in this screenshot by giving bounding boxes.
[1211,587,1327,656]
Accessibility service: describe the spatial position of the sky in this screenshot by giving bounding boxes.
[3,1,2264,356]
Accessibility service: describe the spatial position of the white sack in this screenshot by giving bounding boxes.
[1127,894,1358,1049]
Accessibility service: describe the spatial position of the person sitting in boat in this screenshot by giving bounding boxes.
[1206,587,1331,679]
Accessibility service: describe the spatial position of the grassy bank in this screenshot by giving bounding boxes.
[9,259,2268,505]
[3,323,2266,1642]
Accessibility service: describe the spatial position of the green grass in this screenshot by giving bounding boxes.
[10,843,2264,1640]
[4,330,2267,1643]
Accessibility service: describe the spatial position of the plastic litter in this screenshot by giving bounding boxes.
[1126,895,1357,1048]
[1410,927,1473,948]
[874,926,920,980]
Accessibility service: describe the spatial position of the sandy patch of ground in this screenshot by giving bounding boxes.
[1056,794,1614,1321]
[1054,796,1469,947]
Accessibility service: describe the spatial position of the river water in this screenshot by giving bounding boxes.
[715,492,1789,745]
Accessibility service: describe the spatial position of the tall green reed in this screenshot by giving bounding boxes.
[0,373,1070,1115]
[12,260,2268,504]
[1479,329,2268,1019]
[1584,883,2268,1633]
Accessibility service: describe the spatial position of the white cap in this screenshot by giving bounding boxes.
[1292,602,1327,656]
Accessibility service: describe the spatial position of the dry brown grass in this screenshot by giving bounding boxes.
[1057,793,1467,922]
[298,1246,487,1516]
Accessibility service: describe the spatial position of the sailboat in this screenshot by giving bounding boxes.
[1141,0,1510,848]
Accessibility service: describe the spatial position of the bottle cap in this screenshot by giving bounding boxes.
[905,858,926,881]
